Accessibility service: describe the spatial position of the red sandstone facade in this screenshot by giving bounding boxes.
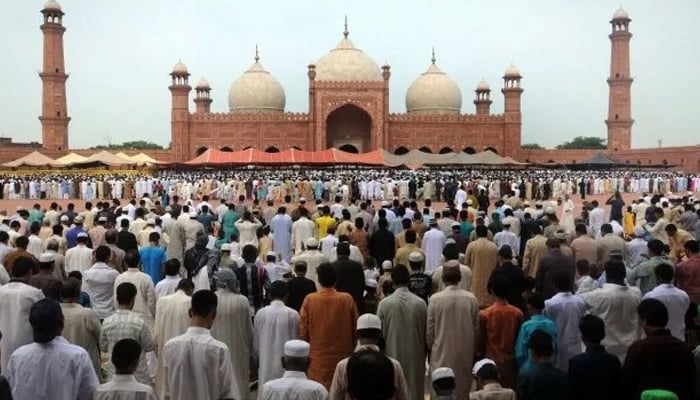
[0,4,698,172]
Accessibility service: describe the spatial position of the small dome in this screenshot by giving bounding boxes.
[314,23,382,82]
[476,79,490,91]
[43,0,61,11]
[195,77,210,89]
[172,60,188,74]
[405,54,462,115]
[504,64,521,78]
[228,54,285,113]
[612,8,629,20]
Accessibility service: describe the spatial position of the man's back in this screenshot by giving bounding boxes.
[61,303,102,378]
[568,345,621,400]
[154,291,191,398]
[115,269,156,324]
[0,282,44,373]
[333,257,365,314]
[95,374,156,400]
[287,276,316,311]
[261,371,328,400]
[163,327,236,400]
[7,337,98,400]
[517,362,568,400]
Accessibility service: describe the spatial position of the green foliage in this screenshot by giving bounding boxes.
[555,136,607,150]
[521,143,544,149]
[92,140,164,150]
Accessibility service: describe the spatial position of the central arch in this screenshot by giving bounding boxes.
[338,144,359,153]
[326,104,372,152]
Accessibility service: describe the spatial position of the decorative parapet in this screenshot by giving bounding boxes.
[314,81,385,89]
[190,112,310,122]
[388,113,505,122]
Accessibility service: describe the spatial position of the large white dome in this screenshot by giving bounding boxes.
[228,54,285,113]
[314,27,383,82]
[405,55,462,115]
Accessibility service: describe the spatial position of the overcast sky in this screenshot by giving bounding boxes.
[1,0,698,149]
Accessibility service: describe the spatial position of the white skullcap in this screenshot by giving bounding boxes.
[97,216,107,222]
[544,206,556,215]
[431,367,455,382]
[381,260,393,270]
[365,279,377,288]
[221,243,232,251]
[466,199,473,205]
[305,237,319,248]
[38,252,55,263]
[380,200,389,207]
[357,313,382,331]
[165,206,172,212]
[472,358,497,376]
[266,251,277,259]
[633,227,646,237]
[445,238,456,245]
[284,340,310,357]
[77,232,88,238]
[408,251,424,262]
[299,197,306,202]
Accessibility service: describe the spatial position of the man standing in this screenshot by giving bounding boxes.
[580,260,642,363]
[82,246,120,321]
[377,265,427,400]
[522,225,548,278]
[422,220,446,273]
[291,238,328,287]
[544,274,587,372]
[95,339,157,400]
[260,340,328,400]
[271,207,293,263]
[89,216,109,249]
[65,232,94,273]
[291,208,315,255]
[431,243,472,294]
[465,225,499,307]
[675,240,700,304]
[0,258,44,373]
[621,298,695,399]
[369,218,396,267]
[154,280,193,398]
[211,269,253,400]
[163,290,236,400]
[643,263,689,341]
[101,282,155,386]
[333,242,366,314]
[427,263,479,399]
[254,281,300,387]
[571,223,596,267]
[536,238,575,299]
[596,224,628,268]
[300,263,358,389]
[114,251,157,329]
[139,232,167,285]
[588,200,605,238]
[287,261,317,312]
[60,277,102,379]
[6,299,98,400]
[627,240,668,295]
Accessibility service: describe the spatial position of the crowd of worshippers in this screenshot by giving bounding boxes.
[2,168,699,203]
[1,189,700,399]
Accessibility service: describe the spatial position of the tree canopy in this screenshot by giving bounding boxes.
[92,140,165,150]
[555,136,607,150]
[521,143,544,149]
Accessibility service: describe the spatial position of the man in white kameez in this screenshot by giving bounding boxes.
[291,208,315,255]
[163,290,237,400]
[377,264,427,400]
[0,259,45,373]
[261,339,328,400]
[422,220,446,273]
[211,269,253,400]
[154,280,193,399]
[271,207,293,263]
[254,280,300,387]
[544,273,587,372]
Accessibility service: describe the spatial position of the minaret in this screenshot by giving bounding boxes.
[194,77,212,114]
[169,60,191,162]
[606,8,633,151]
[502,64,523,157]
[474,79,492,115]
[39,0,70,151]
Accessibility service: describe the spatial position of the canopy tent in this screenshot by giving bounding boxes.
[114,152,136,162]
[129,152,160,165]
[178,148,529,168]
[53,152,88,165]
[1,151,58,168]
[568,153,625,170]
[71,150,135,167]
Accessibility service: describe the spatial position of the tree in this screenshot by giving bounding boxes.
[521,143,544,149]
[91,140,164,150]
[556,136,607,150]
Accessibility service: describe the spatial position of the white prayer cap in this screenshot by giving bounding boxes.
[380,201,389,207]
[431,367,455,382]
[299,197,306,202]
[146,219,156,225]
[221,243,232,251]
[544,206,556,215]
[38,252,55,263]
[365,279,377,288]
[284,340,310,358]
[445,238,456,245]
[266,251,277,259]
[466,199,473,205]
[633,227,646,237]
[381,260,393,270]
[97,216,107,223]
[408,251,424,262]
[190,211,198,218]
[77,232,88,238]
[305,237,319,248]
[472,358,497,376]
[357,313,382,331]
[73,216,84,224]
[165,206,172,212]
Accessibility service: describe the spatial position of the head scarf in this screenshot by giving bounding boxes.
[215,268,240,293]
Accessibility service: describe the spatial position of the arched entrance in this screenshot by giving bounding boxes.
[394,146,409,155]
[196,147,208,156]
[338,144,359,153]
[439,147,453,154]
[326,104,372,152]
[484,146,498,154]
[463,146,476,154]
[418,146,432,153]
[265,146,280,153]
[220,146,233,152]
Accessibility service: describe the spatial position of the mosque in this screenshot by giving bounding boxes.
[0,1,698,171]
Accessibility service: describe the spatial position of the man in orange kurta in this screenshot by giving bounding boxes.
[300,262,358,388]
